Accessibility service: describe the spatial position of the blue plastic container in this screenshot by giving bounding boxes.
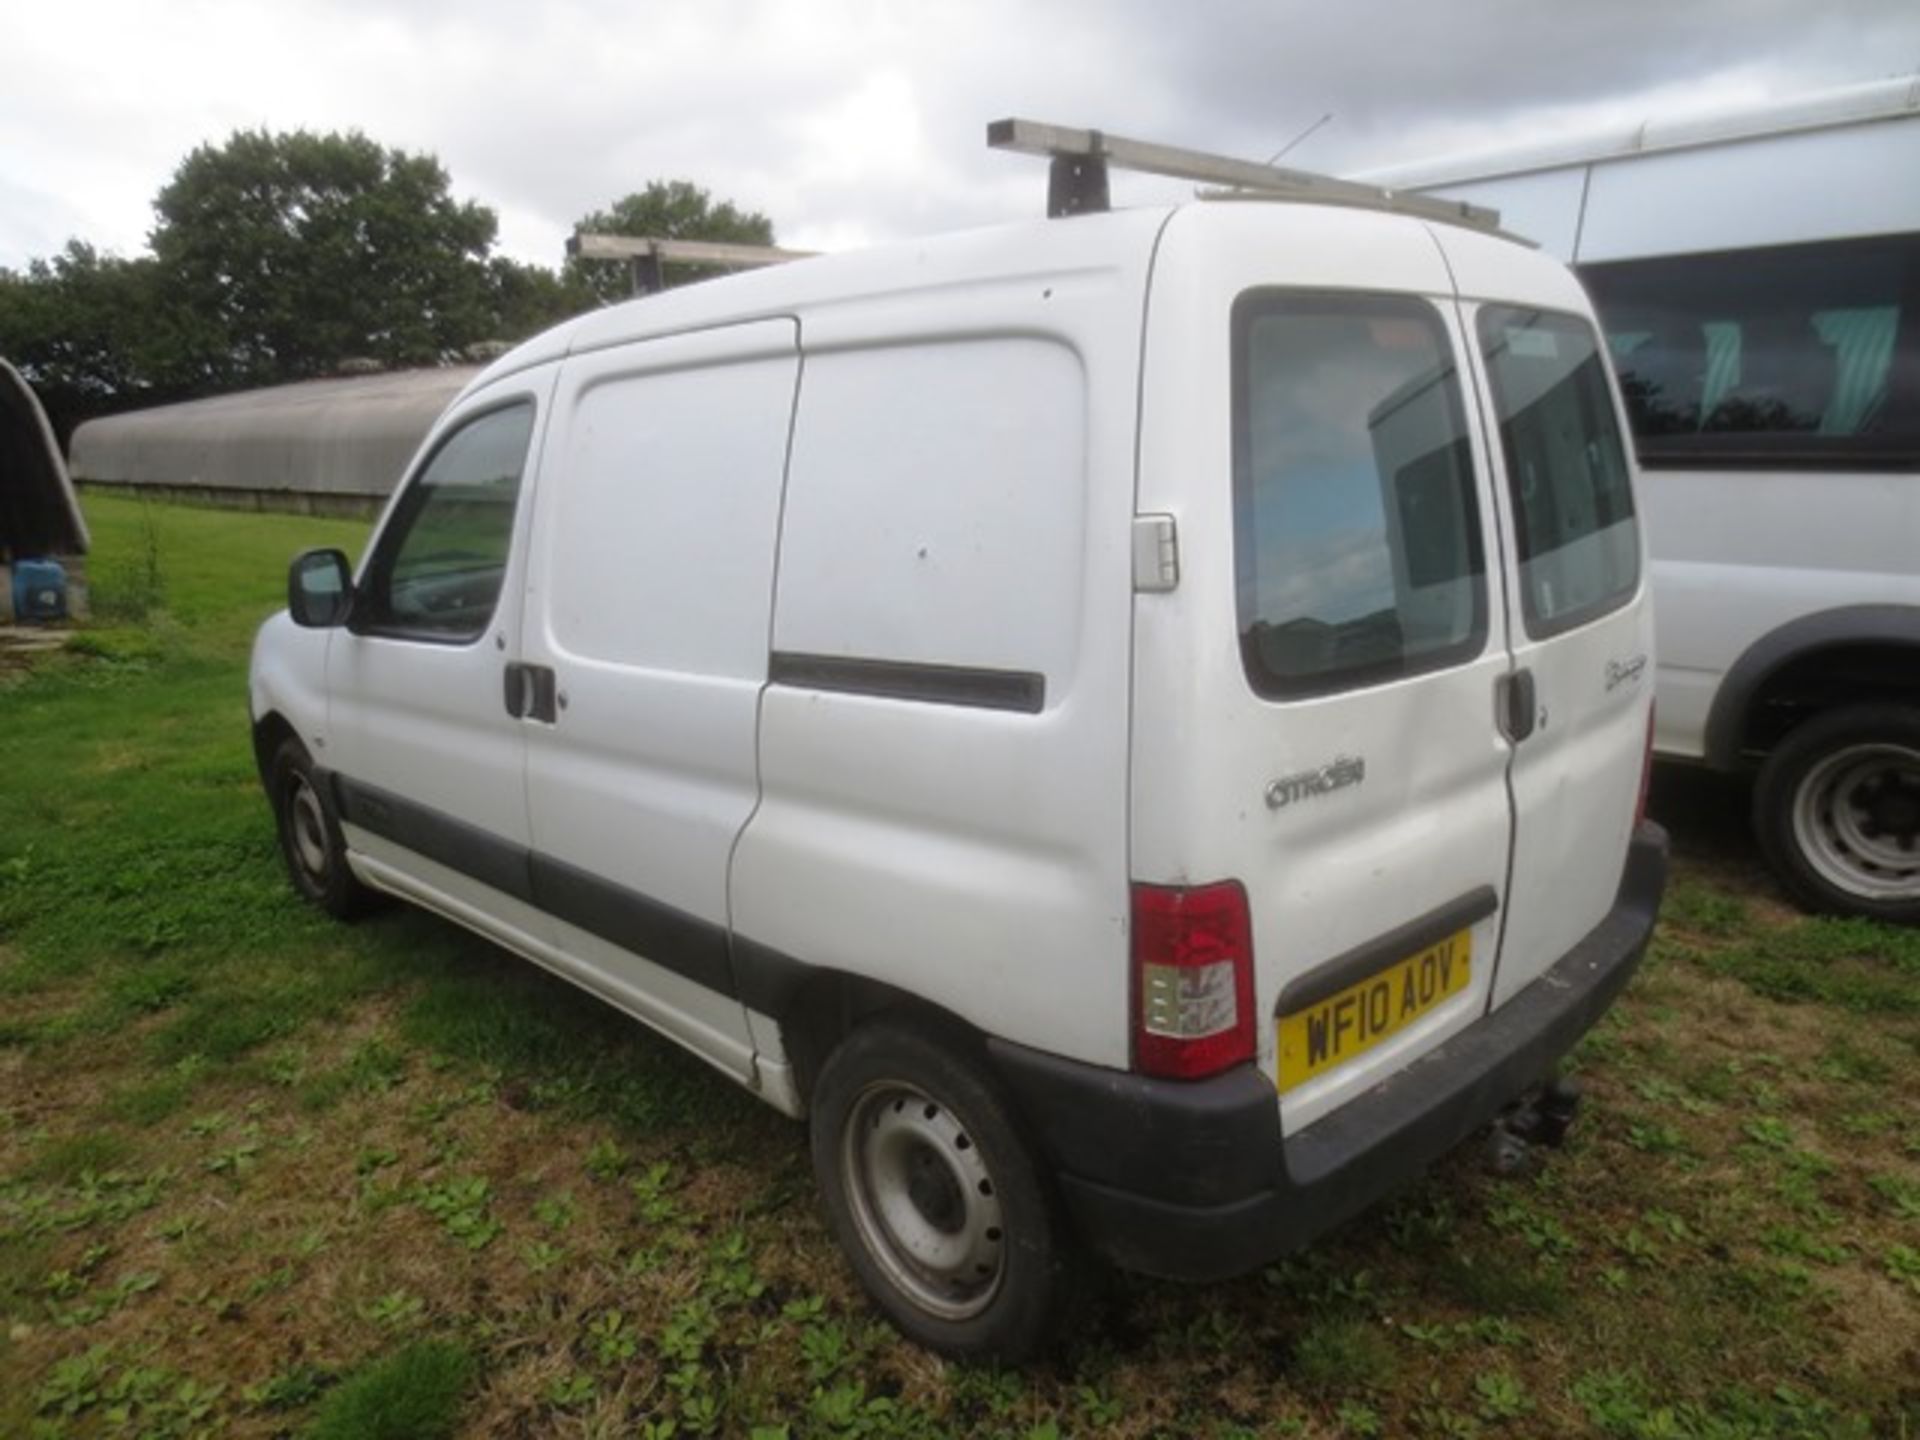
[11,558,67,622]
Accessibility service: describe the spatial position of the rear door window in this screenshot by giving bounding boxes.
[1476,307,1640,637]
[1233,292,1487,699]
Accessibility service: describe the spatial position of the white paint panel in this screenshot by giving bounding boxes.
[773,338,1087,681]
[736,259,1148,1069]
[1442,278,1654,1006]
[1129,203,1516,1133]
[1577,122,1920,262]
[1641,465,1920,759]
[325,370,557,861]
[545,328,800,678]
[523,319,799,1018]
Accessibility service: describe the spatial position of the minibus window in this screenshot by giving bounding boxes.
[1477,308,1640,638]
[1582,235,1920,467]
[1232,292,1486,699]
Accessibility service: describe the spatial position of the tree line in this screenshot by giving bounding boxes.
[0,129,775,442]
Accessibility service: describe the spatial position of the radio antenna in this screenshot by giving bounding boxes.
[1267,112,1333,166]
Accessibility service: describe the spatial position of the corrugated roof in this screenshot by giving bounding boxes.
[69,366,478,497]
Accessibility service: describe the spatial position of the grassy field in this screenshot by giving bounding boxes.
[1,494,1916,1439]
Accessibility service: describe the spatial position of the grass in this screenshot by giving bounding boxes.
[1,494,1917,1437]
[305,1339,475,1440]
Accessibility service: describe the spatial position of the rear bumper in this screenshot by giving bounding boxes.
[988,821,1669,1281]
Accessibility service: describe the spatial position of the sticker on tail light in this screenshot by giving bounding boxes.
[1131,880,1255,1080]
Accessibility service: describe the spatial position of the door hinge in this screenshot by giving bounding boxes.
[1132,513,1179,593]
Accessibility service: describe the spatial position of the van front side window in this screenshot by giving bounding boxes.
[1232,292,1487,699]
[360,402,535,643]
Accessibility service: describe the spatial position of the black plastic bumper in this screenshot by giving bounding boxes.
[987,822,1669,1282]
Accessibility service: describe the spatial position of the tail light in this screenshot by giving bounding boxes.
[1131,880,1256,1080]
[1635,704,1656,826]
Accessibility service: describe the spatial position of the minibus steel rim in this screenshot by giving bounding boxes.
[1792,740,1920,898]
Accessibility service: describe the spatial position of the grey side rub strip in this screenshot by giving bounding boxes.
[769,651,1045,714]
[324,770,807,1013]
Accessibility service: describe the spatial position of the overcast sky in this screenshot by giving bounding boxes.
[4,0,1917,273]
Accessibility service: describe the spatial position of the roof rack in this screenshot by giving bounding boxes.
[986,117,1505,234]
[567,234,817,296]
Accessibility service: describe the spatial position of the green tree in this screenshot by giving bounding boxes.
[568,179,776,302]
[0,242,194,443]
[149,129,500,387]
[483,256,591,342]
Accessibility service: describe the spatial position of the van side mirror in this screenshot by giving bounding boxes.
[288,548,353,628]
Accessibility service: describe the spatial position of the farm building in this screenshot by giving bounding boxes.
[0,358,89,623]
[67,365,479,517]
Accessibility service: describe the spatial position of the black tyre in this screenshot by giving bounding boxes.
[268,737,371,919]
[808,1014,1086,1361]
[1753,704,1920,924]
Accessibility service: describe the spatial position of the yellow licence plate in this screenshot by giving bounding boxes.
[1277,929,1473,1093]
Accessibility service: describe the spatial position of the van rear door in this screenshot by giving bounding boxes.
[1436,232,1655,1006]
[1130,205,1521,1134]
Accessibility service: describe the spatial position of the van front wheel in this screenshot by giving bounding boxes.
[808,1015,1082,1361]
[268,738,369,920]
[1755,704,1920,923]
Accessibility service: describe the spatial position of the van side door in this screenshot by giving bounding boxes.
[325,378,553,912]
[516,320,801,1085]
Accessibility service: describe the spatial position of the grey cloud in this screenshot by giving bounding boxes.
[3,0,1916,271]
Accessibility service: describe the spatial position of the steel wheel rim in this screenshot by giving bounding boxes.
[287,775,331,881]
[839,1081,1005,1321]
[1790,741,1920,901]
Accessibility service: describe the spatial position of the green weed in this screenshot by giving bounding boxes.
[304,1340,473,1440]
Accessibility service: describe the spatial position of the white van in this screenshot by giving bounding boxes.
[1362,76,1920,921]
[249,124,1666,1359]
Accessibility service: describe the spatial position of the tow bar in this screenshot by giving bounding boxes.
[1485,1075,1583,1176]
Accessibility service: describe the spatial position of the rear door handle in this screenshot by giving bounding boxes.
[1498,667,1538,743]
[503,662,559,723]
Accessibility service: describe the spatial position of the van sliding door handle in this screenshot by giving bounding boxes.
[503,662,559,723]
[1498,668,1538,743]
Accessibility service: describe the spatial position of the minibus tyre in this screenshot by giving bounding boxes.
[809,1014,1084,1361]
[269,738,370,920]
[1753,704,1920,924]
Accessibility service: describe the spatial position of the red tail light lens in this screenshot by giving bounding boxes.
[1635,704,1656,826]
[1131,880,1256,1080]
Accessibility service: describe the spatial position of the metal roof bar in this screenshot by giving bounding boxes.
[567,234,818,295]
[986,117,1503,232]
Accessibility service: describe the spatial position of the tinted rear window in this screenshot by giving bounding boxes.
[1581,235,1920,468]
[1477,307,1639,637]
[1233,292,1487,699]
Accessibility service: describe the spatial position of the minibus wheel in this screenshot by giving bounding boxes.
[268,738,369,919]
[1754,704,1920,923]
[808,1014,1083,1361]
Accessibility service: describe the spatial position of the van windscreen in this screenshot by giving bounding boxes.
[1232,292,1487,700]
[1476,307,1640,638]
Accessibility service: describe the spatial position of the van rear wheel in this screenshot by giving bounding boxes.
[808,1015,1083,1361]
[1754,704,1920,923]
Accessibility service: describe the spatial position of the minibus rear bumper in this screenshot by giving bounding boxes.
[987,822,1669,1282]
